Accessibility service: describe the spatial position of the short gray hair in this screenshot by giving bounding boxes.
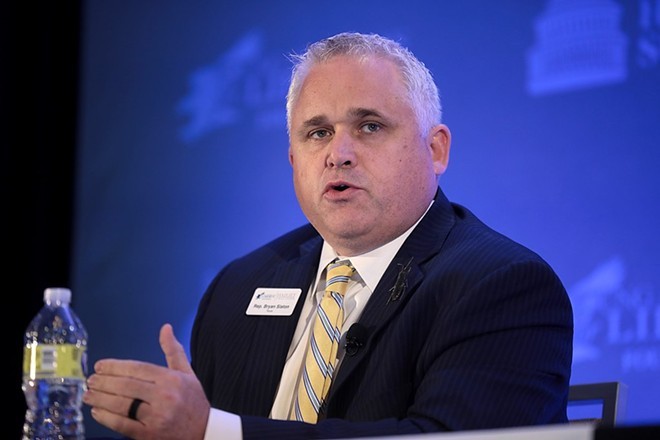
[286,32,442,135]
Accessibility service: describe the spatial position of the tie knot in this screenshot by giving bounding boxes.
[325,260,355,297]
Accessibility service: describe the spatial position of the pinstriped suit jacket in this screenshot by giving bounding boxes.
[190,188,573,439]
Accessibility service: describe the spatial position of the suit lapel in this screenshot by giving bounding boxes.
[327,190,456,402]
[237,235,323,416]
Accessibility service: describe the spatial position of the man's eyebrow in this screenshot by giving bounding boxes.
[295,115,329,139]
[348,107,384,119]
[301,115,329,129]
[296,107,386,136]
[301,108,384,127]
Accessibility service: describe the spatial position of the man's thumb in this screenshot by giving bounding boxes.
[159,323,194,373]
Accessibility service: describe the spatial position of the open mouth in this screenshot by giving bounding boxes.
[325,180,355,195]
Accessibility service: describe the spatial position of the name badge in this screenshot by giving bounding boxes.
[246,288,302,316]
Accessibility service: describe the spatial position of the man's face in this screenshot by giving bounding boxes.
[288,55,450,256]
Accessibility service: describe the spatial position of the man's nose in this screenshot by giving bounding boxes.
[326,130,357,168]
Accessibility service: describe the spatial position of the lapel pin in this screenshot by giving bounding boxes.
[387,257,413,304]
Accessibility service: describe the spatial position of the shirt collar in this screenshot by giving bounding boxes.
[316,200,433,293]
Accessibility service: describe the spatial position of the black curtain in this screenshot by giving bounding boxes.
[4,1,82,437]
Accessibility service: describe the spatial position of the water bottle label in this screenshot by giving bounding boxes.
[23,344,87,379]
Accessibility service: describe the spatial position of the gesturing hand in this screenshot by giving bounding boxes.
[83,323,210,440]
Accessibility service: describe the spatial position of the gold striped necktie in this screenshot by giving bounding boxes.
[290,259,355,423]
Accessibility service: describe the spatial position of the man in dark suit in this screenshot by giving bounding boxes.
[83,32,573,439]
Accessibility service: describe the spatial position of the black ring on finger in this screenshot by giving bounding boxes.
[128,398,144,421]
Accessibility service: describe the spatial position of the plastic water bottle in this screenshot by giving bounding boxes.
[22,287,88,439]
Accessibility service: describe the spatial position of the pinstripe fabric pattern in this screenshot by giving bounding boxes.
[290,259,355,423]
[191,189,574,438]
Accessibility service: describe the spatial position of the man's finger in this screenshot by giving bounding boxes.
[159,323,194,373]
[93,358,160,381]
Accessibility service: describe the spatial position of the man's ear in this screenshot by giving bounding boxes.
[429,124,451,176]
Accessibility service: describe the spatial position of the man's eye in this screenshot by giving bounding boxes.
[360,122,381,133]
[310,129,331,139]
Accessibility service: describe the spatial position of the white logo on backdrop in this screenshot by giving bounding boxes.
[637,0,660,67]
[527,0,660,96]
[526,0,628,95]
[570,256,660,373]
[177,30,289,143]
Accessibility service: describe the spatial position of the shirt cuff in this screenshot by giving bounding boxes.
[203,407,243,440]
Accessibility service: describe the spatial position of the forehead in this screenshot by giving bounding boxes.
[292,55,412,122]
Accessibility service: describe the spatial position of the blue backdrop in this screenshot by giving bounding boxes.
[72,0,660,436]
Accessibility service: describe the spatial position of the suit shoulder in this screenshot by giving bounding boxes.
[231,223,320,267]
[198,223,320,308]
[446,203,553,269]
[427,203,569,305]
